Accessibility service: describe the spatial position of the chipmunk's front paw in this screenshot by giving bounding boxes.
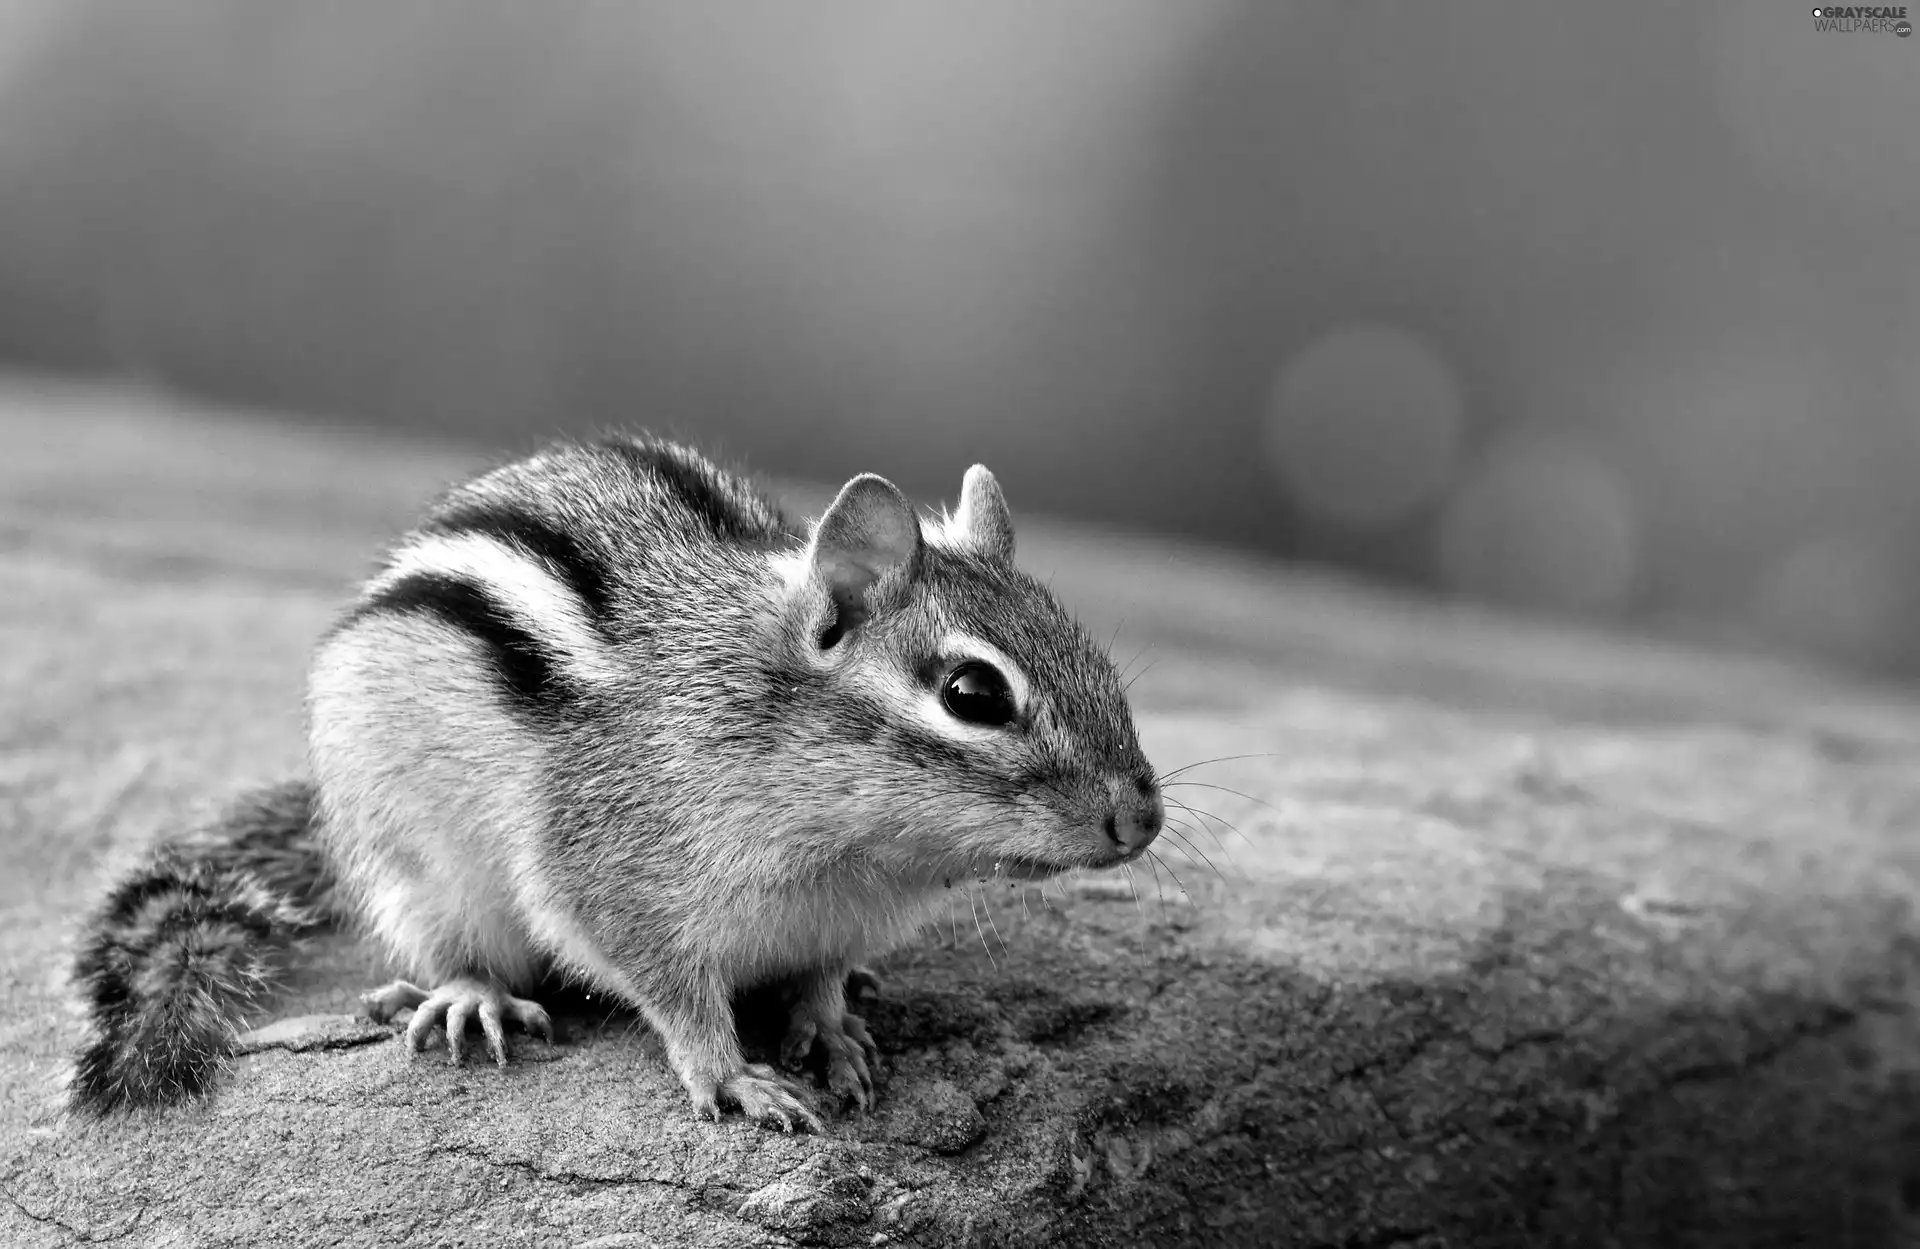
[362,976,553,1067]
[690,1064,825,1133]
[782,1004,881,1111]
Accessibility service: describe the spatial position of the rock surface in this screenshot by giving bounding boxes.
[231,1015,392,1057]
[1,381,1916,1247]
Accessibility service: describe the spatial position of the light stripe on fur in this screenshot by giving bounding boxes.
[888,631,1033,748]
[369,531,621,685]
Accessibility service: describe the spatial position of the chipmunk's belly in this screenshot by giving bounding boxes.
[710,883,939,986]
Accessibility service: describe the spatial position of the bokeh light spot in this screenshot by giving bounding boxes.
[1612,342,1885,579]
[1437,428,1639,617]
[1751,534,1908,668]
[1264,324,1466,533]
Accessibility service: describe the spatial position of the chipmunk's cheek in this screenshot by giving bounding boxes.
[971,798,1120,878]
[990,794,1085,872]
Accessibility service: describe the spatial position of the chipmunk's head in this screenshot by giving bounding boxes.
[773,464,1162,888]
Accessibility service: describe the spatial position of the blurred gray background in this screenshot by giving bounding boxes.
[1,1,1915,675]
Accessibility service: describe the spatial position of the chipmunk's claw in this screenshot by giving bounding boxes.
[782,1003,879,1112]
[364,976,551,1066]
[692,1065,825,1133]
[825,1013,879,1111]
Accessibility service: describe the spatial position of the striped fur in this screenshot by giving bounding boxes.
[75,433,1163,1127]
[70,782,331,1112]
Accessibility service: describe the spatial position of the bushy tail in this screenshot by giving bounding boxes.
[70,780,336,1113]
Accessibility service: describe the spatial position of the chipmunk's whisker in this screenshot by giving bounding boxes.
[1164,796,1243,853]
[1118,640,1155,682]
[980,889,1009,956]
[1167,809,1251,884]
[967,892,998,972]
[1161,822,1228,883]
[1162,779,1279,814]
[1122,658,1161,694]
[1146,848,1194,910]
[1167,816,1236,870]
[1141,848,1171,919]
[1154,752,1279,783]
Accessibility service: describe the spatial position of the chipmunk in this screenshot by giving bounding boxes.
[69,435,1164,1131]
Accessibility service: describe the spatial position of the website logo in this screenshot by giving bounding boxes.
[1811,6,1913,33]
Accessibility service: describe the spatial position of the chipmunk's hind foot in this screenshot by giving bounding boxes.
[690,1064,825,1133]
[363,976,553,1067]
[782,1005,879,1111]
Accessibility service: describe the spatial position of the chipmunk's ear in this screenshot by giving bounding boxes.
[951,465,1014,561]
[807,473,923,646]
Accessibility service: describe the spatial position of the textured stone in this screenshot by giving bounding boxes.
[1,383,1915,1248]
[881,1078,988,1155]
[232,1014,392,1055]
[737,1155,874,1233]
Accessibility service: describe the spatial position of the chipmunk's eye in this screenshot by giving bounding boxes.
[940,661,1016,727]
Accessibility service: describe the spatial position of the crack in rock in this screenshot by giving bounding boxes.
[231,1013,392,1055]
[422,1142,720,1198]
[3,1185,143,1244]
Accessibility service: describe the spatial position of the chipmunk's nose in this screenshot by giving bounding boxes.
[1102,785,1164,855]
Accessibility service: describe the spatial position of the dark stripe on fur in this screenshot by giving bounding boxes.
[422,500,616,623]
[70,781,333,1113]
[348,572,575,714]
[596,437,793,544]
[892,724,988,778]
[96,783,326,923]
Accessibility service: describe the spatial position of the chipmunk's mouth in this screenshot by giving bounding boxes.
[942,854,1077,883]
[986,856,1071,881]
[968,850,1138,881]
